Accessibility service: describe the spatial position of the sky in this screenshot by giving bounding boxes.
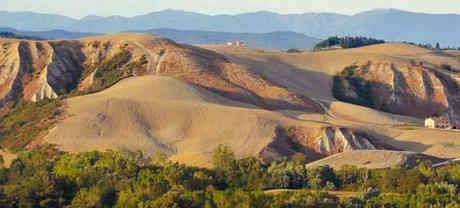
[1,0,460,19]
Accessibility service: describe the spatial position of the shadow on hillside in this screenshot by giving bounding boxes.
[226,54,336,101]
[199,85,323,113]
[179,46,329,113]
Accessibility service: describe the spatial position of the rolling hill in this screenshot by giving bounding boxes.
[204,41,460,160]
[1,33,383,166]
[1,33,460,168]
[45,75,381,166]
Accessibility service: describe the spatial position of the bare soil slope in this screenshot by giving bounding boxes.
[45,76,380,166]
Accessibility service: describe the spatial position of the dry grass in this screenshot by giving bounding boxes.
[44,76,306,166]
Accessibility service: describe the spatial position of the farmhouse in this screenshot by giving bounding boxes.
[226,41,247,46]
[424,115,452,129]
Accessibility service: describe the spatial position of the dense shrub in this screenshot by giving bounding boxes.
[332,65,375,108]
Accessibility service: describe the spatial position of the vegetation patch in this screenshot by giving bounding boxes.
[441,63,458,73]
[80,50,147,94]
[0,145,459,207]
[80,50,131,86]
[332,65,375,108]
[0,99,62,151]
[314,36,385,50]
[0,32,40,40]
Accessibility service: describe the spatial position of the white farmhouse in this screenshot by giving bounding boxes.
[425,115,452,129]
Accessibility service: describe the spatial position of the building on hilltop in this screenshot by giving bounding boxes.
[226,41,247,46]
[424,115,452,129]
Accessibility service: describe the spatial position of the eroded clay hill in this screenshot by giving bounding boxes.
[0,33,323,113]
[334,61,460,121]
[205,43,460,123]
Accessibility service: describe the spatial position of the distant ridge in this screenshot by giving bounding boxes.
[0,10,75,31]
[0,27,319,49]
[144,28,322,50]
[0,9,459,46]
[0,27,98,39]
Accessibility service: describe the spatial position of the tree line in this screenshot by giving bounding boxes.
[314,36,385,50]
[0,144,460,207]
[0,32,40,40]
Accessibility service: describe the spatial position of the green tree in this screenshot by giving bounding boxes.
[336,165,364,190]
[212,144,236,172]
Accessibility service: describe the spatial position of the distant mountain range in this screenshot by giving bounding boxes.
[1,9,459,46]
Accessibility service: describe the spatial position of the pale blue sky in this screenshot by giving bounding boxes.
[2,0,460,19]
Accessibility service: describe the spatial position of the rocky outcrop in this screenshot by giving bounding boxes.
[0,40,83,105]
[258,126,382,162]
[0,34,324,113]
[0,41,22,106]
[333,61,460,122]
